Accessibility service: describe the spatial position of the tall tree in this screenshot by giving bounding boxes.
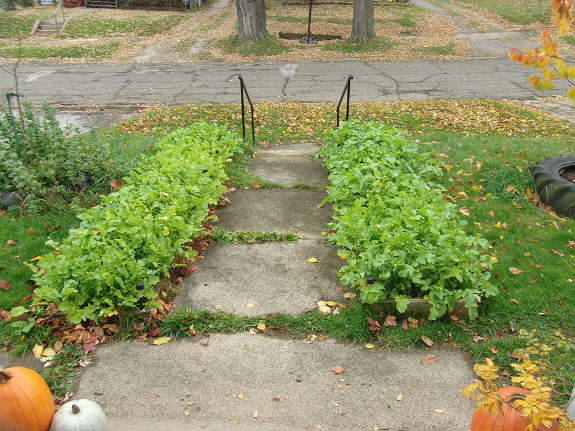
[236,0,268,42]
[349,0,375,43]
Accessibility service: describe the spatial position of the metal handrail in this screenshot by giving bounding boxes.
[53,0,65,25]
[336,75,353,128]
[238,74,256,144]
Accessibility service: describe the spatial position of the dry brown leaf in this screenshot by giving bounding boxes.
[421,335,434,347]
[332,366,345,374]
[420,354,439,365]
[0,280,11,291]
[384,315,397,327]
[509,267,523,275]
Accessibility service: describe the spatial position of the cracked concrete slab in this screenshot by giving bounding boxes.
[75,334,476,431]
[174,241,343,315]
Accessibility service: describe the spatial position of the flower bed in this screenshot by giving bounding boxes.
[319,120,497,319]
[31,123,243,323]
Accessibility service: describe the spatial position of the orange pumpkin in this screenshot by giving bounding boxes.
[0,366,54,431]
[471,386,558,431]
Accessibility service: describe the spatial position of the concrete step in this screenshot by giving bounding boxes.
[216,188,331,238]
[74,334,476,431]
[175,240,343,315]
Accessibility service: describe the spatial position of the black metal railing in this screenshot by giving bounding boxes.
[336,75,353,128]
[238,74,255,144]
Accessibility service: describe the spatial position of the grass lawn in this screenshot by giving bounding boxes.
[59,10,190,38]
[0,6,53,38]
[451,0,551,25]
[1,100,574,404]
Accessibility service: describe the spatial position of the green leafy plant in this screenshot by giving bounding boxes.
[319,120,497,319]
[0,102,110,197]
[30,123,243,323]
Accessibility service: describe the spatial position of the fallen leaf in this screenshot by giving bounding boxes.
[110,179,123,190]
[6,240,18,245]
[509,267,523,275]
[401,319,408,331]
[434,409,444,414]
[256,322,266,331]
[272,397,281,402]
[364,343,375,349]
[510,299,520,305]
[237,393,244,400]
[253,410,259,418]
[30,255,43,262]
[551,249,565,257]
[368,317,381,333]
[252,180,261,189]
[407,317,419,329]
[384,315,397,327]
[396,394,403,401]
[489,346,500,354]
[184,410,190,417]
[421,335,434,347]
[229,418,238,424]
[473,335,487,343]
[151,336,171,345]
[247,303,255,309]
[420,354,439,365]
[332,366,345,374]
[524,252,531,257]
[458,206,470,216]
[33,344,44,359]
[308,257,318,263]
[25,228,35,235]
[0,280,11,291]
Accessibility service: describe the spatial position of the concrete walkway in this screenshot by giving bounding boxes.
[65,142,478,430]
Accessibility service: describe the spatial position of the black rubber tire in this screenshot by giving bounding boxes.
[531,155,575,217]
[0,191,23,210]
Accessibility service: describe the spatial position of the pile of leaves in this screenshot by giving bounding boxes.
[319,120,497,319]
[27,122,243,323]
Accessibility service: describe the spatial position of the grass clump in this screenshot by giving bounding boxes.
[217,36,291,57]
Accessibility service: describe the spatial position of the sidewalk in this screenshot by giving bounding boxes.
[68,142,478,430]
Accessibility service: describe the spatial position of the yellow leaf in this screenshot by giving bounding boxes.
[509,267,523,275]
[256,322,266,331]
[326,301,339,307]
[253,411,259,418]
[397,394,403,401]
[247,303,255,309]
[41,347,56,357]
[524,252,531,257]
[568,88,575,102]
[237,393,244,399]
[33,344,44,359]
[567,65,575,79]
[506,185,515,193]
[152,336,171,345]
[30,256,43,262]
[229,418,238,424]
[308,257,318,263]
[490,256,498,264]
[344,292,357,299]
[365,343,375,349]
[434,409,444,414]
[184,410,190,416]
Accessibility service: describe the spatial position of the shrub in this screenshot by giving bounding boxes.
[319,120,497,319]
[31,122,243,323]
[0,103,109,197]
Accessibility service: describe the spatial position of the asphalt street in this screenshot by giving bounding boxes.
[0,59,568,106]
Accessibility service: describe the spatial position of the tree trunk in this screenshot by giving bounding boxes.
[236,0,268,42]
[348,0,375,43]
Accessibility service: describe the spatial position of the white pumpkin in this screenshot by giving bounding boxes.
[50,399,106,431]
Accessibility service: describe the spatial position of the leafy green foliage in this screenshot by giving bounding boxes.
[31,123,243,323]
[319,120,496,319]
[0,103,110,196]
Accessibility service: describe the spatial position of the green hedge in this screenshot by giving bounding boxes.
[319,120,497,319]
[31,123,243,323]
